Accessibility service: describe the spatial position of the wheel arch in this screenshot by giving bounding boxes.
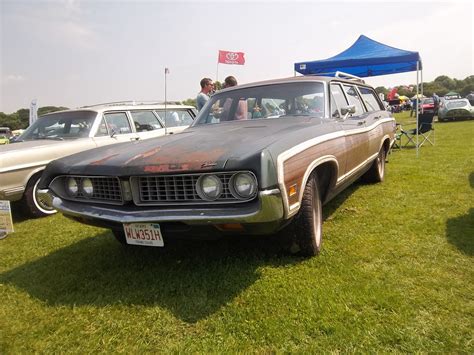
[286,157,338,218]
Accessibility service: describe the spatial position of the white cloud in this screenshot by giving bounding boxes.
[5,1,99,50]
[4,74,26,83]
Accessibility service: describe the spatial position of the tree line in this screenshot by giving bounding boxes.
[375,75,474,99]
[1,76,472,130]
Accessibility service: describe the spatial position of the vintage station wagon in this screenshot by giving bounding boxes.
[39,75,396,256]
[0,102,196,217]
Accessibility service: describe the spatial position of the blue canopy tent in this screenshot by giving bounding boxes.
[294,35,421,77]
[294,35,425,155]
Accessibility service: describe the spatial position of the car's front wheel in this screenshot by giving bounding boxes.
[289,174,323,256]
[22,173,57,218]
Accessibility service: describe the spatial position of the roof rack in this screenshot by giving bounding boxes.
[335,71,365,83]
[80,100,182,108]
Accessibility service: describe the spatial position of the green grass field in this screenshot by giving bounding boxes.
[1,115,473,353]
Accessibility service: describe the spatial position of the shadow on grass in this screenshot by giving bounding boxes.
[0,231,301,323]
[446,171,474,255]
[322,182,360,220]
[446,208,474,256]
[10,201,30,223]
[1,179,362,322]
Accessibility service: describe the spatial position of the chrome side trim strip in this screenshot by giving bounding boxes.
[0,161,49,174]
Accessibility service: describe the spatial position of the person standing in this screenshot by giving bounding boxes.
[223,75,238,89]
[222,76,248,120]
[432,92,440,115]
[196,78,214,111]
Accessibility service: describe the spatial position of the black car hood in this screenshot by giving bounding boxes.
[44,118,321,178]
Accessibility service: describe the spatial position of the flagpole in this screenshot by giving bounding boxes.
[164,67,168,135]
[216,62,219,83]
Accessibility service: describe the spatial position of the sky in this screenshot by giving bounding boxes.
[0,0,473,113]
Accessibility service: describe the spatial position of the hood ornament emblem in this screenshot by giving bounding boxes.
[201,162,217,168]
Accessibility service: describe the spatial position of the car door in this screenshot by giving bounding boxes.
[129,110,166,140]
[92,111,139,147]
[338,83,370,175]
[358,86,389,157]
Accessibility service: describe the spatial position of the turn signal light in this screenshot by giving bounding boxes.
[288,184,297,197]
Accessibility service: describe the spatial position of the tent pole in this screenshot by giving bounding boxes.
[416,61,419,157]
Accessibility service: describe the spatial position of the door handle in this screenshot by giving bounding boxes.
[130,137,140,141]
[374,115,381,120]
[357,120,366,126]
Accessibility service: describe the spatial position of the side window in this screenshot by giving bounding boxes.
[155,110,194,127]
[330,83,349,118]
[96,117,109,136]
[130,111,162,132]
[343,85,365,115]
[103,112,132,135]
[359,87,383,112]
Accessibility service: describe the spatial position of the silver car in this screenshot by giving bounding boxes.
[438,98,474,122]
[0,102,197,217]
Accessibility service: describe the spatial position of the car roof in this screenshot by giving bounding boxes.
[39,102,195,117]
[219,75,374,93]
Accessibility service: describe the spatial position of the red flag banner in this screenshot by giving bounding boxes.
[218,50,245,65]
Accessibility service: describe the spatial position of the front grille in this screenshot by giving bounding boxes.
[131,172,254,205]
[78,177,122,202]
[56,176,123,204]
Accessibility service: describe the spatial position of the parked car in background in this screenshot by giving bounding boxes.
[420,98,435,114]
[39,75,395,256]
[437,98,474,122]
[0,127,12,144]
[0,102,196,217]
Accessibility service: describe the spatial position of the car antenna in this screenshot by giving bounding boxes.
[164,67,169,135]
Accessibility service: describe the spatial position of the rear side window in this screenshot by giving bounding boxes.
[130,111,163,131]
[359,87,383,112]
[155,110,195,127]
[330,83,349,118]
[103,112,132,134]
[343,85,365,115]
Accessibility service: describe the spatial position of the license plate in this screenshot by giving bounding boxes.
[123,223,164,247]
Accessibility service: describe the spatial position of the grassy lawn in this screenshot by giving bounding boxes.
[1,115,473,353]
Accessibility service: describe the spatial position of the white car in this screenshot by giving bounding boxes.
[0,102,197,217]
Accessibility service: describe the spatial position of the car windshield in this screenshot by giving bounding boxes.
[194,82,325,125]
[17,111,97,141]
[446,99,469,109]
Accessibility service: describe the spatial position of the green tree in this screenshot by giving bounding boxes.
[375,86,388,96]
[434,75,456,90]
[182,98,196,107]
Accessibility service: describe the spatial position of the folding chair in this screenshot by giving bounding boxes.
[400,112,435,147]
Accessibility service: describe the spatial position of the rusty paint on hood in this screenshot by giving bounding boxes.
[136,147,228,173]
[124,146,162,165]
[90,154,119,165]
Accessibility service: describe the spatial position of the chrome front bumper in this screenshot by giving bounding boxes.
[43,188,285,225]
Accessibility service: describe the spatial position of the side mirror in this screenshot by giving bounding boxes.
[340,105,356,120]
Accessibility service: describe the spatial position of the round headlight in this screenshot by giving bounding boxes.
[82,178,94,197]
[196,175,222,201]
[67,177,79,196]
[231,172,257,199]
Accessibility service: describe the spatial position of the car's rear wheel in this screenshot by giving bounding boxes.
[362,146,386,183]
[22,173,57,218]
[289,174,322,256]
